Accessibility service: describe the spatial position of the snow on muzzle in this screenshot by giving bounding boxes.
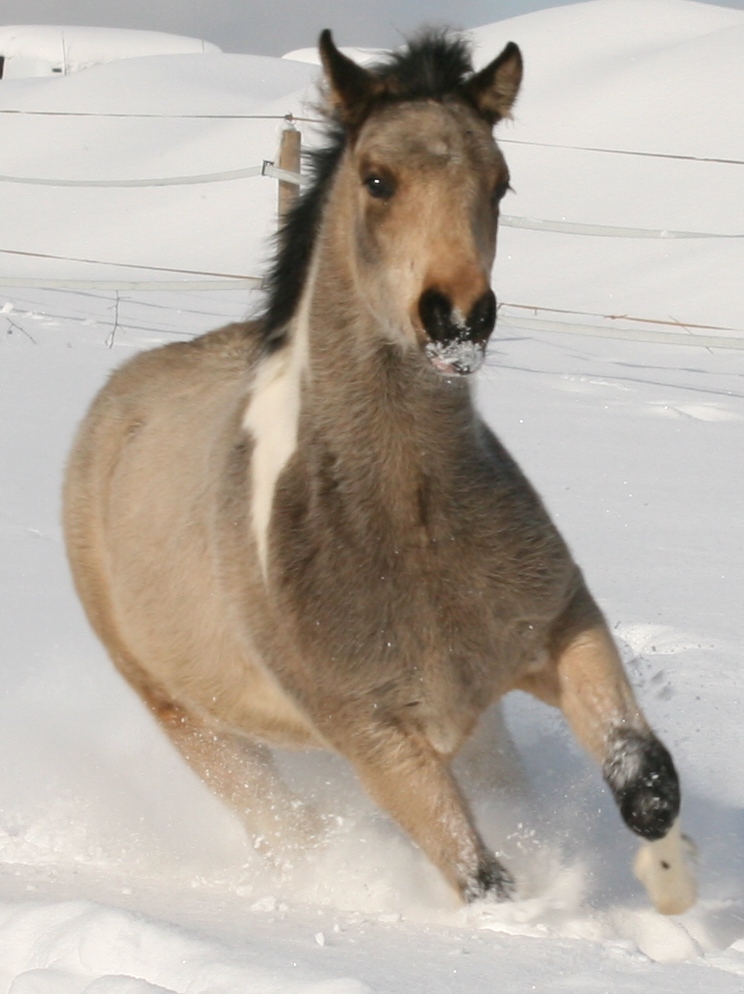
[419,289,497,376]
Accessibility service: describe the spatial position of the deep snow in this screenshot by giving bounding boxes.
[1,2,743,991]
[0,25,221,80]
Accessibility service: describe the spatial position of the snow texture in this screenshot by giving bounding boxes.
[0,25,221,80]
[1,3,743,991]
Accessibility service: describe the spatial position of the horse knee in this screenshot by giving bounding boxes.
[603,729,680,841]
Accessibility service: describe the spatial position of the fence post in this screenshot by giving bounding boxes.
[277,121,301,220]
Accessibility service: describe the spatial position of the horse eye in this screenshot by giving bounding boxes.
[492,181,511,206]
[364,174,395,200]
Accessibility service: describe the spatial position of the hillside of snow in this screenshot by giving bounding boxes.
[1,2,743,991]
[0,25,221,79]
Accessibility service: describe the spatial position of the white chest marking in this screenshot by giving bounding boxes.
[242,258,316,578]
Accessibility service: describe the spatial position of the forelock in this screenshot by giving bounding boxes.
[368,29,475,102]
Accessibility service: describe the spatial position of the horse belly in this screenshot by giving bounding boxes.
[101,439,321,748]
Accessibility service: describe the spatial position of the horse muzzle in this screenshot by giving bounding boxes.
[418,288,497,376]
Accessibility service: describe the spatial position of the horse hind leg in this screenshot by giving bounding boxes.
[121,666,323,864]
[517,613,696,914]
[64,454,318,862]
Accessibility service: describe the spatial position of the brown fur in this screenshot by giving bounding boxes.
[63,32,678,903]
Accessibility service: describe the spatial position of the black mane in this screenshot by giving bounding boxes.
[369,29,474,102]
[260,30,476,347]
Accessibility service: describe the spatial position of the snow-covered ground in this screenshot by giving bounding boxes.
[0,25,221,80]
[1,1,743,990]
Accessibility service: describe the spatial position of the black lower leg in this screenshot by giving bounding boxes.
[603,729,680,841]
[463,851,516,903]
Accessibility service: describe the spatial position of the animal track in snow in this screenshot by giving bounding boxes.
[617,622,705,659]
[647,401,741,422]
[614,623,709,702]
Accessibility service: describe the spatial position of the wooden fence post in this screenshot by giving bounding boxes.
[278,123,301,220]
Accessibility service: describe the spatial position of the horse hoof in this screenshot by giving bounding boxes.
[634,819,697,914]
[464,855,516,903]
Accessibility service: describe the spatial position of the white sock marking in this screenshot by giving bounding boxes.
[634,819,697,915]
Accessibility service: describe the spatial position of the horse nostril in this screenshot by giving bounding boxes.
[419,289,453,343]
[467,290,497,340]
[419,288,495,375]
[419,288,497,345]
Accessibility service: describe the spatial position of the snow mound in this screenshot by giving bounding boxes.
[471,0,744,158]
[0,25,221,80]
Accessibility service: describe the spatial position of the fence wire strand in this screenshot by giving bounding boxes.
[2,114,742,351]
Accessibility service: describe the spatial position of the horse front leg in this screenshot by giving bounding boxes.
[324,717,514,904]
[517,618,696,914]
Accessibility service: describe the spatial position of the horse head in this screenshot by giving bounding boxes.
[318,30,522,375]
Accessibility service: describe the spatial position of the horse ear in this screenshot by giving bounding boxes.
[319,29,384,128]
[458,41,523,125]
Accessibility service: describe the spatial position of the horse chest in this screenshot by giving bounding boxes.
[265,408,575,727]
[275,439,564,620]
[272,476,552,700]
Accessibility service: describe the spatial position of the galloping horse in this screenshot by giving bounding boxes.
[64,30,695,912]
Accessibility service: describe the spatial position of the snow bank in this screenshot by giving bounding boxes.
[0,51,319,283]
[0,26,221,80]
[472,0,744,157]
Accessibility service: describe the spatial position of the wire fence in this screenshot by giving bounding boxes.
[0,160,312,189]
[0,109,320,122]
[2,114,742,350]
[3,106,744,167]
[498,305,744,351]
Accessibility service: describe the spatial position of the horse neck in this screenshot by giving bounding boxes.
[288,226,480,498]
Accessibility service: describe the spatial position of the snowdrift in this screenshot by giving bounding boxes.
[0,25,221,79]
